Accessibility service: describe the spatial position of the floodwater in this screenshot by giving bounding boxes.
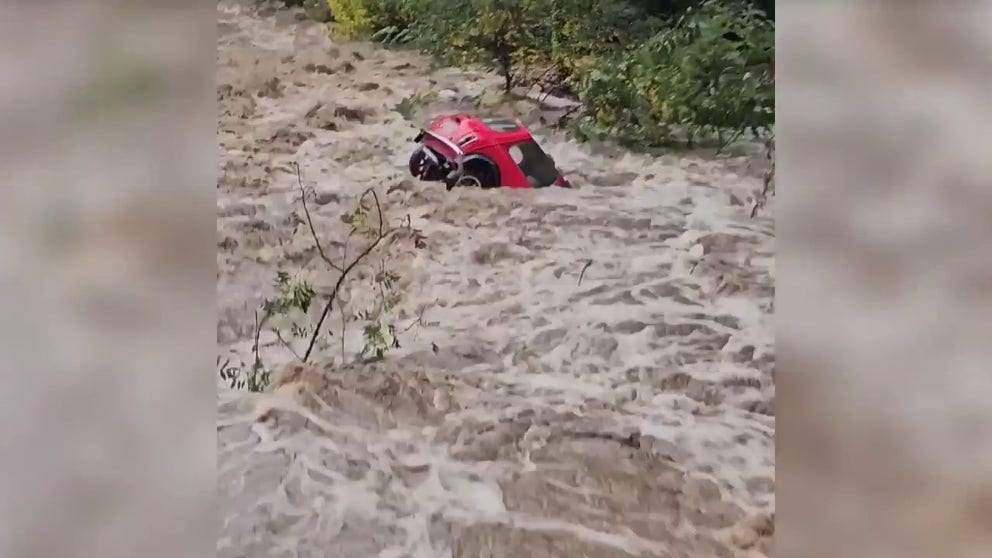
[217,2,775,556]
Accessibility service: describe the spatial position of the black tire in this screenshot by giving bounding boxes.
[456,158,499,189]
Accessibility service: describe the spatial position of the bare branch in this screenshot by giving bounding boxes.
[252,308,271,371]
[294,161,343,272]
[304,187,387,362]
[526,63,558,97]
[716,127,745,155]
[252,310,259,360]
[274,328,303,362]
[402,303,431,333]
[555,104,582,130]
[341,228,356,268]
[338,294,347,363]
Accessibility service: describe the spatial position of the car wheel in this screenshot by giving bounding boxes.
[454,174,483,188]
[453,159,499,190]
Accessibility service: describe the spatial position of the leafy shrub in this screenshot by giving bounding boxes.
[303,0,333,22]
[406,0,655,100]
[406,0,551,92]
[317,0,774,149]
[372,25,415,45]
[575,0,774,147]
[644,0,773,134]
[219,357,270,392]
[326,0,373,38]
[632,0,774,21]
[326,0,416,39]
[360,318,398,360]
[571,56,661,146]
[393,89,437,120]
[544,0,660,87]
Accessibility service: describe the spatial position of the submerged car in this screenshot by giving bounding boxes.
[408,114,571,190]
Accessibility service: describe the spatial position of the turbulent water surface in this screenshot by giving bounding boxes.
[217,2,775,556]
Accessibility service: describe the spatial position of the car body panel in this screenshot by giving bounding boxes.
[411,114,571,189]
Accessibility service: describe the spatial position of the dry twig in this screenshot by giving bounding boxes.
[578,259,593,286]
[289,163,426,363]
[274,329,304,362]
[294,162,343,272]
[304,187,386,362]
[402,303,432,333]
[526,64,559,97]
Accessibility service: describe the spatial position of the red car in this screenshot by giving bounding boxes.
[409,114,571,190]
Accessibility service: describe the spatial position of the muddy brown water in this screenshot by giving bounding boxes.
[217,2,775,556]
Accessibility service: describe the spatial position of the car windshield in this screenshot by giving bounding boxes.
[507,140,558,188]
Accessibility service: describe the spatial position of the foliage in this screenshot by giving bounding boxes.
[326,0,417,39]
[303,0,333,22]
[218,357,270,392]
[326,0,371,38]
[312,0,773,148]
[629,0,774,21]
[393,89,437,120]
[372,25,415,45]
[277,186,395,365]
[265,272,317,340]
[269,271,316,316]
[543,0,660,87]
[406,0,551,92]
[218,171,429,392]
[217,272,314,393]
[360,318,399,360]
[574,0,774,147]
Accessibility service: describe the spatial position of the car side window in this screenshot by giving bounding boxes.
[508,141,558,188]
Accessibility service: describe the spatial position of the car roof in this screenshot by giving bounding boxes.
[429,113,533,144]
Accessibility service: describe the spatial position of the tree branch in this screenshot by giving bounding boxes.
[304,187,386,362]
[252,307,272,371]
[294,161,343,272]
[341,229,356,269]
[578,259,593,286]
[716,127,745,154]
[555,104,582,129]
[338,294,347,363]
[402,303,431,333]
[526,63,559,98]
[274,328,304,362]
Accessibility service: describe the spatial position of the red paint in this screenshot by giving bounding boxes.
[412,113,570,189]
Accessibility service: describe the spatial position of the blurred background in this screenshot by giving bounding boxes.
[778,3,992,557]
[0,1,215,557]
[0,0,989,557]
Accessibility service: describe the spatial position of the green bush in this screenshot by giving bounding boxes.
[575,0,774,147]
[304,0,333,22]
[403,0,551,92]
[326,0,370,38]
[326,0,416,39]
[544,0,660,87]
[403,0,659,92]
[316,0,774,149]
